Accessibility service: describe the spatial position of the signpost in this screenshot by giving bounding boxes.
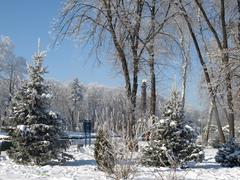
[83,120,91,146]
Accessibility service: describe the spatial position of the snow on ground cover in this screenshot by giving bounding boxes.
[65,132,96,139]
[0,145,106,180]
[135,148,240,180]
[0,146,240,180]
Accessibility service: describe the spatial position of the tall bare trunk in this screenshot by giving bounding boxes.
[179,0,225,143]
[7,65,15,108]
[181,60,187,109]
[149,55,156,116]
[221,0,235,138]
[149,0,156,117]
[204,101,214,145]
[141,80,147,118]
[237,0,240,43]
[238,0,240,113]
[178,27,189,110]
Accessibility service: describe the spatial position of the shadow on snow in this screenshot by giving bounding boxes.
[64,159,96,166]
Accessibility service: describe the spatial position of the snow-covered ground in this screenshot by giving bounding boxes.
[0,146,106,180]
[0,146,240,180]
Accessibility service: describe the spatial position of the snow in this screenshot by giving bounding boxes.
[1,146,240,180]
[167,109,172,114]
[17,125,29,132]
[0,145,106,180]
[159,119,165,124]
[160,145,167,151]
[185,125,194,131]
[65,131,96,139]
[135,148,240,180]
[49,111,57,118]
[142,79,147,83]
[170,121,176,127]
[42,93,52,99]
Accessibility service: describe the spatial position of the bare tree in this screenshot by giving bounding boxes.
[53,0,146,139]
[174,21,190,110]
[177,0,226,143]
[194,0,235,138]
[0,36,27,122]
[53,0,176,140]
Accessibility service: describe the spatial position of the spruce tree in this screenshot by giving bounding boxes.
[94,129,115,174]
[141,91,204,167]
[215,139,240,167]
[7,42,70,165]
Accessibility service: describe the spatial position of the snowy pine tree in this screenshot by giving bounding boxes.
[215,139,240,167]
[141,91,204,167]
[94,129,115,174]
[7,41,70,165]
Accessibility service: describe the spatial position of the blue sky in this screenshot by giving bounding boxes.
[0,0,123,87]
[0,0,204,110]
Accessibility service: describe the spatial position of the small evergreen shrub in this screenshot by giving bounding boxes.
[215,139,240,167]
[94,129,115,174]
[141,91,204,167]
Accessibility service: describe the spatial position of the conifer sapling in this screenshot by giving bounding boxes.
[94,128,115,173]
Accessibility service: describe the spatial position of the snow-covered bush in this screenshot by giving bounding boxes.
[7,44,70,165]
[141,91,204,167]
[111,136,139,180]
[215,139,240,167]
[94,129,115,174]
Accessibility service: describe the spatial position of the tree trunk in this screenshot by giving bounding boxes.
[8,66,14,106]
[131,51,140,136]
[178,27,189,110]
[212,100,225,143]
[221,0,235,138]
[71,111,75,131]
[181,59,187,109]
[149,0,156,117]
[149,56,156,116]
[141,80,147,118]
[204,101,214,145]
[149,57,156,117]
[238,0,240,43]
[237,0,240,136]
